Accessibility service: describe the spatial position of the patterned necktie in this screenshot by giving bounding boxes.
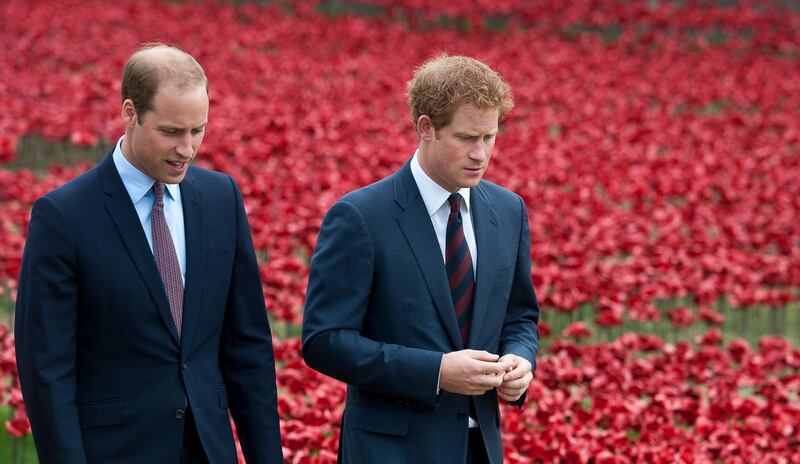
[152,182,183,336]
[445,193,475,345]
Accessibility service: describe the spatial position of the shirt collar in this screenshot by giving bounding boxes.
[112,136,180,204]
[410,151,471,217]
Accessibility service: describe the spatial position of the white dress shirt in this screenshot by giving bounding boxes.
[410,152,479,428]
[410,153,477,271]
[112,137,187,283]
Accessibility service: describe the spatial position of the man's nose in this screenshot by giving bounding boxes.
[175,133,193,158]
[470,140,489,160]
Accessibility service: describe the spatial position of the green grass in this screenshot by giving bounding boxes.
[0,407,37,464]
[3,134,109,173]
[0,294,13,327]
[268,314,303,339]
[540,298,800,350]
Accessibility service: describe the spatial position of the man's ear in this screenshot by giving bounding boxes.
[122,99,137,129]
[417,115,435,142]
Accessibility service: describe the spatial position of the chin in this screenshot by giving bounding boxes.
[160,175,186,184]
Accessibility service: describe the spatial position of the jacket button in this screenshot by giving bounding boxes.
[182,363,188,371]
[175,409,185,420]
[457,411,468,421]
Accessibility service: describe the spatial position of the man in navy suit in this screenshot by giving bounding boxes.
[15,44,283,463]
[302,55,540,463]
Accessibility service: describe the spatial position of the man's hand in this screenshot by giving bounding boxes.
[439,350,512,396]
[496,354,532,402]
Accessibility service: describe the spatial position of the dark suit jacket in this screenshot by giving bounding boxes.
[302,161,540,464]
[15,154,283,463]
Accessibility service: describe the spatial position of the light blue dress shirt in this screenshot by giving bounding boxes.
[112,137,187,283]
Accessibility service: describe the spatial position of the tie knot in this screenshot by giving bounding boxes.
[152,182,165,204]
[448,193,462,214]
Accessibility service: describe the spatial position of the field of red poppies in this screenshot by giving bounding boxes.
[0,0,798,462]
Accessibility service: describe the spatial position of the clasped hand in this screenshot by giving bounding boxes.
[439,350,532,401]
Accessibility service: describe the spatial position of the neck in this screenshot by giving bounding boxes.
[416,145,459,194]
[120,132,134,164]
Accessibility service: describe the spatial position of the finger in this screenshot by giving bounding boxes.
[466,385,492,396]
[497,389,520,402]
[497,354,518,365]
[483,373,505,388]
[497,391,514,402]
[499,384,525,397]
[471,374,498,388]
[497,383,518,394]
[503,361,531,381]
[502,365,528,382]
[473,360,510,376]
[499,376,529,390]
[467,371,503,389]
[487,358,514,374]
[496,359,515,372]
[468,350,500,362]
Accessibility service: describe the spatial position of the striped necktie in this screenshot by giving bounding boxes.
[445,193,474,345]
[152,182,183,336]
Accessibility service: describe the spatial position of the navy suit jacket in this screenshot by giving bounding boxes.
[302,161,540,464]
[15,154,283,463]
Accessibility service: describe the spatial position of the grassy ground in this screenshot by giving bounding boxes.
[3,135,109,173]
[539,299,800,349]
[3,291,798,347]
[0,407,36,464]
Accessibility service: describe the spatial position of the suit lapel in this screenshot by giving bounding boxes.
[179,171,202,354]
[467,184,499,348]
[393,163,463,350]
[99,155,180,345]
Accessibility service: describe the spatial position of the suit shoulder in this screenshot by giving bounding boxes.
[476,179,524,211]
[185,165,236,192]
[336,174,394,213]
[40,165,102,209]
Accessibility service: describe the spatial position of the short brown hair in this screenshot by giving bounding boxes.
[407,54,513,131]
[121,43,208,121]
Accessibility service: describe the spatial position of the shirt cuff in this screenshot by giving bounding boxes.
[436,353,444,394]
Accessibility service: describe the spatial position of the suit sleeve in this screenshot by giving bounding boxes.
[14,197,88,463]
[302,200,443,410]
[498,195,541,407]
[219,177,284,464]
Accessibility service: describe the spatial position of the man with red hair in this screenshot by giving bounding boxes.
[303,54,540,464]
